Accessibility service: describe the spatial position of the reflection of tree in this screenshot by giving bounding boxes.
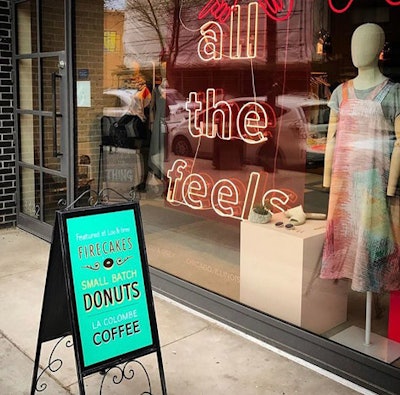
[104,0,125,10]
[126,0,202,66]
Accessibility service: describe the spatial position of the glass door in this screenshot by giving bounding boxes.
[14,0,73,240]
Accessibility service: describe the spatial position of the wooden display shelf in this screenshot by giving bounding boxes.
[240,214,348,334]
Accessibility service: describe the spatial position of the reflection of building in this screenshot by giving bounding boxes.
[274,0,314,64]
[104,10,125,87]
[123,0,315,68]
[118,1,319,102]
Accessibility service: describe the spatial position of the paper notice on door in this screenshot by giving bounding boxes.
[77,81,91,107]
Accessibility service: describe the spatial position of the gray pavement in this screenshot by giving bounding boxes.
[0,227,374,395]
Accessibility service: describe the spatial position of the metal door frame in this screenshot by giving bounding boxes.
[11,0,75,241]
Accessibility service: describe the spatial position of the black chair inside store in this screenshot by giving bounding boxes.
[101,115,146,149]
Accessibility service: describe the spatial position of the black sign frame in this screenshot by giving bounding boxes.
[31,202,167,394]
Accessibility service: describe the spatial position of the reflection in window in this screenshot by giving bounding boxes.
[95,0,400,373]
[104,31,121,52]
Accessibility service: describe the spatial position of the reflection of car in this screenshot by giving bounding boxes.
[102,88,187,118]
[165,89,187,123]
[169,94,329,170]
[277,94,329,166]
[103,88,137,117]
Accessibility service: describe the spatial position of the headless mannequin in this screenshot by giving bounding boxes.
[323,23,400,195]
[323,23,400,346]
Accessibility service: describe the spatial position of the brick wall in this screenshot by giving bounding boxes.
[0,0,16,228]
[75,0,104,194]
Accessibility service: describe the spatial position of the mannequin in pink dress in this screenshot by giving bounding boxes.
[321,23,400,345]
[322,23,400,291]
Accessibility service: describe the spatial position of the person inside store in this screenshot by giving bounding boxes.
[113,74,152,142]
[320,23,400,293]
[140,75,168,198]
[148,75,167,181]
[112,73,152,191]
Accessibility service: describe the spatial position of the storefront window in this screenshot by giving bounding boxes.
[90,0,400,368]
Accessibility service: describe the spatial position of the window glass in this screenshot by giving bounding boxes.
[16,0,37,55]
[94,0,400,367]
[41,0,65,52]
[18,58,39,110]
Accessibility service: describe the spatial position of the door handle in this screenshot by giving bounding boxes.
[52,71,63,157]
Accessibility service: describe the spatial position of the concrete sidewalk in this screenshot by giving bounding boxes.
[0,227,374,395]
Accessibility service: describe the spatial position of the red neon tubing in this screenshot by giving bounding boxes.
[385,0,400,5]
[328,0,354,13]
[329,0,400,14]
[259,0,295,21]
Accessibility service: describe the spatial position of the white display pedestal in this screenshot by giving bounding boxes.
[240,215,348,334]
[330,326,400,363]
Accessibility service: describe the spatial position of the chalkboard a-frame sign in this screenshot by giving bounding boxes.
[31,202,167,394]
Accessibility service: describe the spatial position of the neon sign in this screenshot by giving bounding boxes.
[199,0,235,23]
[199,0,294,23]
[198,0,400,23]
[176,2,301,221]
[328,0,400,14]
[175,86,285,220]
[166,159,291,220]
[198,22,224,61]
[198,2,259,60]
[230,2,258,59]
[257,0,294,21]
[186,88,276,144]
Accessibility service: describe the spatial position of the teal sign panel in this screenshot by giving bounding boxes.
[65,208,153,368]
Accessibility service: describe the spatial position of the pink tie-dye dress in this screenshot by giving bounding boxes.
[321,79,400,292]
